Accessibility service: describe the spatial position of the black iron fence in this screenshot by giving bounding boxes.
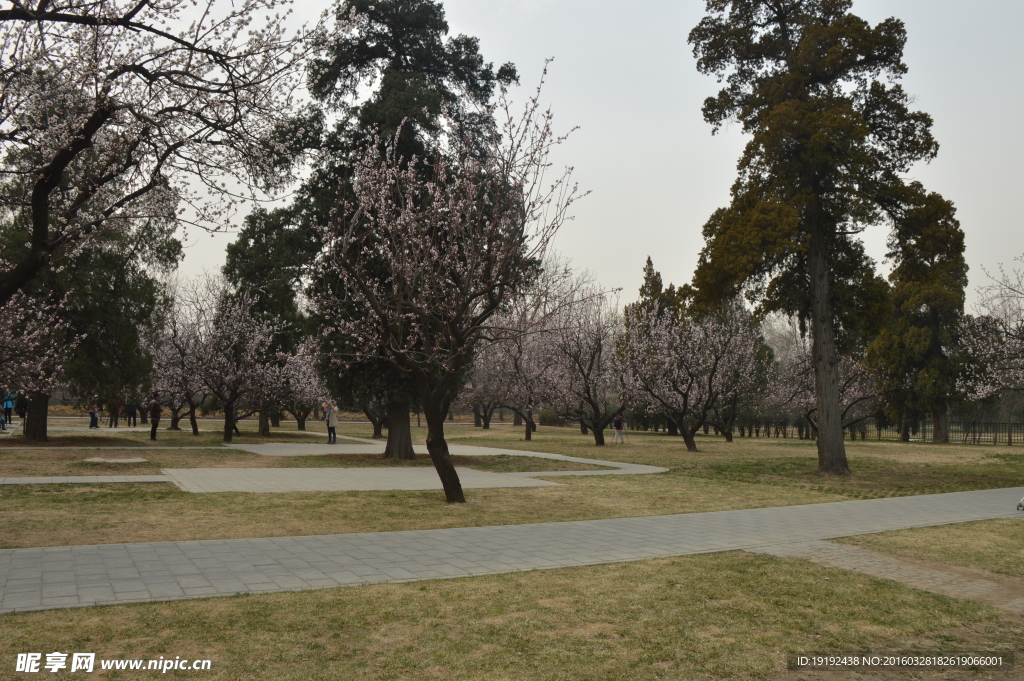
[730,419,1024,445]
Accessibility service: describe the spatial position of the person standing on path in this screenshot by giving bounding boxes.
[3,390,13,425]
[148,392,162,441]
[613,412,626,444]
[326,401,338,444]
[87,397,100,429]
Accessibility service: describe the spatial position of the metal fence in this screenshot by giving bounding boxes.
[729,419,1024,445]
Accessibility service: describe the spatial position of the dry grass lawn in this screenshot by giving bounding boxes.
[2,423,1024,549]
[837,518,1024,580]
[0,474,841,549]
[1,552,1019,680]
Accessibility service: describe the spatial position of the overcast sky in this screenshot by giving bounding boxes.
[178,0,1024,309]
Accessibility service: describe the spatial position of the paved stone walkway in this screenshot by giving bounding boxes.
[1,487,1021,613]
[162,467,561,492]
[750,540,1024,615]
[0,444,665,491]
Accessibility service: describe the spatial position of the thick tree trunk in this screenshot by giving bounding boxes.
[296,414,307,431]
[932,404,949,444]
[513,411,522,426]
[421,397,464,503]
[24,392,48,441]
[899,420,910,442]
[384,399,415,460]
[667,419,678,436]
[473,407,482,427]
[258,410,270,437]
[722,427,733,443]
[481,407,492,429]
[270,413,281,428]
[140,407,148,425]
[592,424,605,446]
[808,231,852,475]
[168,407,182,430]
[363,406,384,439]
[681,427,700,453]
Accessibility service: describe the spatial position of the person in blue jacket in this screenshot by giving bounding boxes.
[2,391,14,426]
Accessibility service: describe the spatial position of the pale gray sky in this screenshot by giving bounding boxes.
[178,0,1024,308]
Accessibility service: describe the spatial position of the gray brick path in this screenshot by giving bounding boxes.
[2,487,1021,613]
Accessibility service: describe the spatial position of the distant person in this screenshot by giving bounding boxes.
[148,392,162,440]
[2,390,13,425]
[325,401,338,444]
[108,402,120,428]
[125,404,137,427]
[87,397,100,429]
[231,407,241,436]
[613,413,626,444]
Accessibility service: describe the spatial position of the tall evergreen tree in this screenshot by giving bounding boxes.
[867,186,967,443]
[688,0,939,474]
[230,0,516,453]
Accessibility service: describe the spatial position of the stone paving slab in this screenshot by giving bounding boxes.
[161,467,562,493]
[749,539,1024,614]
[0,475,169,485]
[1,486,1021,613]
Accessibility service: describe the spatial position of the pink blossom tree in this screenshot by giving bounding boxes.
[960,256,1024,399]
[619,301,761,452]
[767,318,877,438]
[0,0,314,303]
[547,287,625,446]
[312,73,581,502]
[177,276,283,442]
[0,292,79,440]
[279,349,327,431]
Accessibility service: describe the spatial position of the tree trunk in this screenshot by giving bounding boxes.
[899,419,910,442]
[223,405,235,443]
[420,395,465,503]
[168,407,182,430]
[258,410,270,437]
[140,406,148,425]
[580,419,588,435]
[681,427,700,453]
[270,413,281,428]
[296,414,307,431]
[722,426,733,442]
[23,391,48,441]
[667,419,678,436]
[481,406,492,429]
[473,407,482,427]
[363,406,384,439]
[808,229,852,475]
[513,411,522,426]
[592,424,605,446]
[932,404,949,444]
[188,404,199,436]
[384,399,415,460]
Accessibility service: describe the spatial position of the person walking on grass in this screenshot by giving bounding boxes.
[148,392,162,441]
[613,412,626,444]
[325,401,338,444]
